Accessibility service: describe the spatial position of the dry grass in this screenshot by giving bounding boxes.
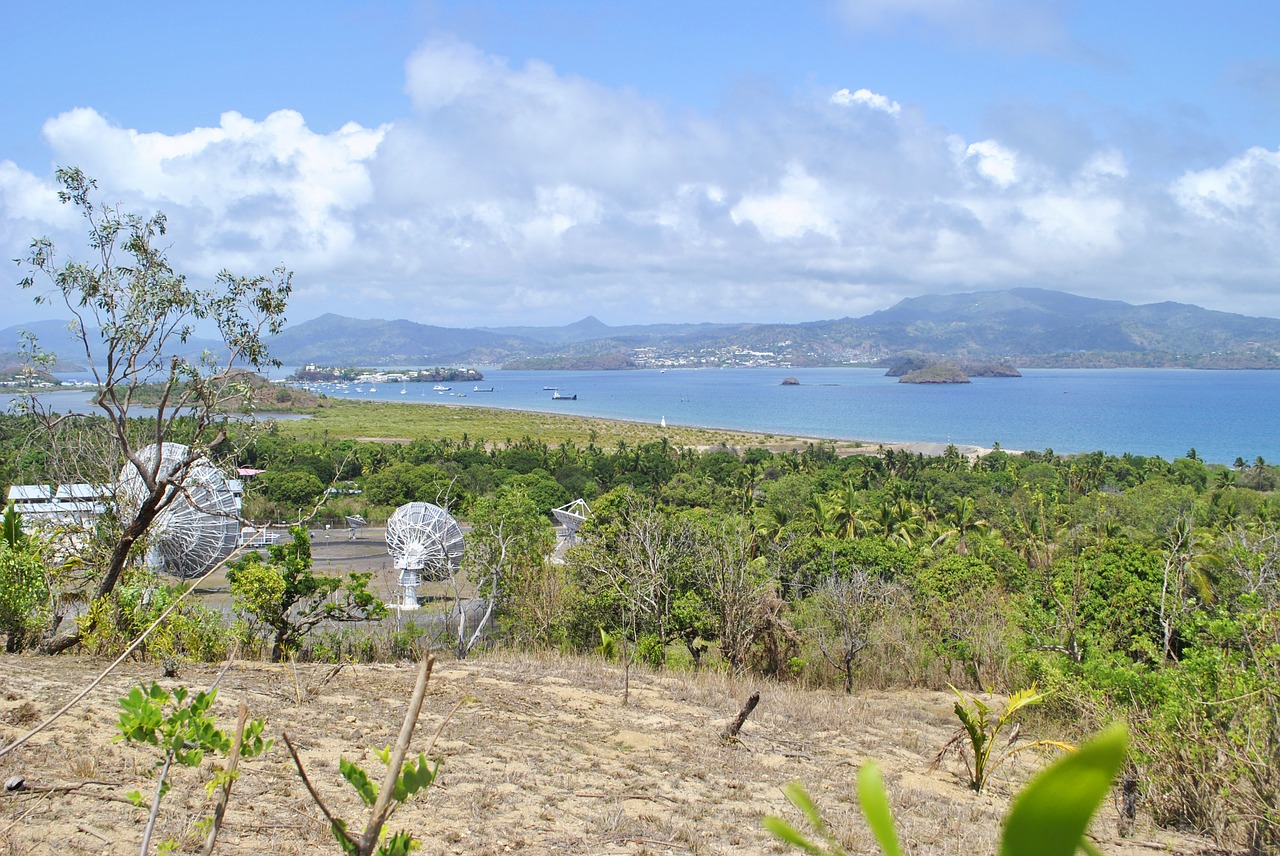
[0,650,1213,855]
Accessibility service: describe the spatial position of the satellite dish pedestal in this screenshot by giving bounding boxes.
[396,567,423,611]
[393,541,431,611]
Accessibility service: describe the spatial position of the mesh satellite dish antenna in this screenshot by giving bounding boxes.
[117,442,241,578]
[552,498,591,544]
[345,514,368,541]
[385,501,464,610]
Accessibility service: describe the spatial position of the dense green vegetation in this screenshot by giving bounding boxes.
[2,408,1278,850]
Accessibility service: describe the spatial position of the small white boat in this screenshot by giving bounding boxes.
[433,384,451,391]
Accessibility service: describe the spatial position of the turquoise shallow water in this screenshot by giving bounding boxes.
[282,366,1276,465]
[8,367,1275,464]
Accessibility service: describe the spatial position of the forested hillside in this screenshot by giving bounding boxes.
[2,412,1278,850]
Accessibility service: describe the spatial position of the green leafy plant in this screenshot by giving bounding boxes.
[765,724,1128,856]
[284,651,456,856]
[0,517,52,652]
[115,682,271,855]
[329,750,440,855]
[79,567,230,663]
[228,527,388,662]
[2,501,25,549]
[937,683,1074,793]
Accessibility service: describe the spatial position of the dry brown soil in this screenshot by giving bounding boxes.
[0,648,1217,856]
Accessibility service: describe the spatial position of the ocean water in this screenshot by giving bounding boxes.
[284,367,1276,465]
[7,367,1275,465]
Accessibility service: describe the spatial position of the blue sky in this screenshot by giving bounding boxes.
[3,0,1279,328]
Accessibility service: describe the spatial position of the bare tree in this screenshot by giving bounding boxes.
[15,167,291,652]
[810,568,894,693]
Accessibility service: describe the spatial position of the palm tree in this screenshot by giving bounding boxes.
[825,480,865,539]
[871,496,922,548]
[735,462,768,515]
[1159,516,1224,661]
[805,494,835,538]
[1012,491,1059,571]
[930,496,989,555]
[753,504,793,548]
[915,487,940,524]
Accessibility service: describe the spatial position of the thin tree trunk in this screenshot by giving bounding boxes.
[40,491,167,654]
[720,691,761,742]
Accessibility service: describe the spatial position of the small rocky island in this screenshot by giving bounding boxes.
[889,360,1022,384]
[781,377,800,385]
[897,362,971,384]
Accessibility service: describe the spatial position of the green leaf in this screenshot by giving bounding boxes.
[2,502,24,548]
[857,763,902,856]
[395,753,438,801]
[330,817,360,856]
[762,815,825,854]
[1000,724,1127,856]
[376,829,421,855]
[340,757,378,806]
[782,781,826,834]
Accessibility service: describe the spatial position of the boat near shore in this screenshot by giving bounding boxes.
[551,391,577,401]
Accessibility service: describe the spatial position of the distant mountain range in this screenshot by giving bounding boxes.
[7,288,1280,371]
[0,319,227,374]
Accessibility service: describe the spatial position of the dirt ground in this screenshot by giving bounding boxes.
[0,646,1221,856]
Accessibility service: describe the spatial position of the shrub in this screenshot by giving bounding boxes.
[228,527,387,662]
[77,567,229,662]
[0,539,51,653]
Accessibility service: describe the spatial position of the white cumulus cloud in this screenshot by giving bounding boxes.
[731,164,839,241]
[26,107,388,281]
[830,88,901,115]
[963,140,1020,187]
[1172,145,1280,221]
[5,38,1280,324]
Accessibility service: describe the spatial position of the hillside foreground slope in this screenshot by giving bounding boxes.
[0,652,1216,855]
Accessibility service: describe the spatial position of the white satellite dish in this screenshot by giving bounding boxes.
[345,514,368,540]
[385,501,464,610]
[552,498,591,543]
[117,442,241,579]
